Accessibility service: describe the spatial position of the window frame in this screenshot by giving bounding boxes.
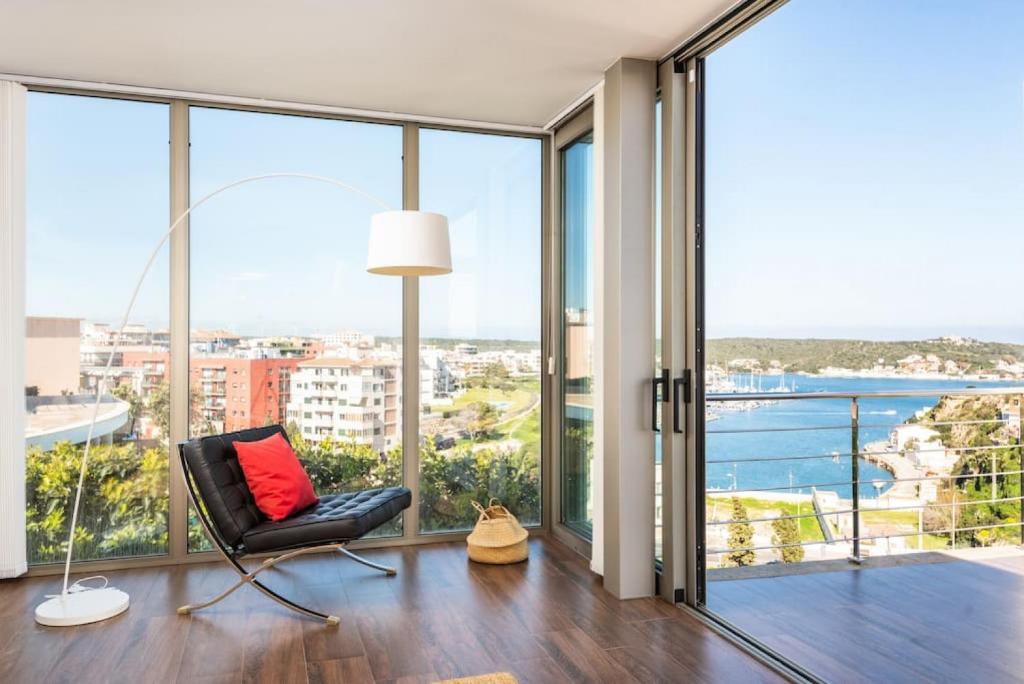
[22,87,551,575]
[550,105,596,558]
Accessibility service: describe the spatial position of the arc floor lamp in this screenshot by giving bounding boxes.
[34,173,451,627]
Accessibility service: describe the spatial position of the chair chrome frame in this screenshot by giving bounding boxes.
[177,447,396,625]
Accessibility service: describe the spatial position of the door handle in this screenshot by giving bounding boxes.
[652,368,669,432]
[672,369,691,434]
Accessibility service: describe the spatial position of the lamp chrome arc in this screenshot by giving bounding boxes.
[43,172,408,624]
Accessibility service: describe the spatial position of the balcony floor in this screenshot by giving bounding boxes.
[709,550,1024,683]
[0,537,779,683]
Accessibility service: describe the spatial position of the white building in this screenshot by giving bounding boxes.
[420,348,456,405]
[449,347,542,380]
[286,358,400,453]
[320,330,376,349]
[890,424,955,470]
[81,321,154,346]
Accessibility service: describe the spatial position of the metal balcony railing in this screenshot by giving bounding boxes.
[704,387,1024,564]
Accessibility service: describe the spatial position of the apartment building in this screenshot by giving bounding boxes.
[420,348,456,406]
[121,350,170,393]
[190,357,299,434]
[286,358,400,453]
[25,316,81,396]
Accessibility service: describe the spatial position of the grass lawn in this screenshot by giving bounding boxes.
[508,407,540,453]
[860,509,950,550]
[707,496,825,543]
[434,377,541,455]
[449,384,534,415]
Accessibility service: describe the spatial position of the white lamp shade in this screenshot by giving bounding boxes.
[366,210,452,276]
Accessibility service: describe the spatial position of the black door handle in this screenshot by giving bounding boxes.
[652,368,669,432]
[672,369,691,434]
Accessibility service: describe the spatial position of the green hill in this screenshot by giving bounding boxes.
[706,337,1024,374]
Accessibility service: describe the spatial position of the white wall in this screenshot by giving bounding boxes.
[599,58,656,599]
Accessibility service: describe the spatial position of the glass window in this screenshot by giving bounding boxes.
[25,93,170,564]
[418,129,543,533]
[699,0,1024,679]
[559,132,595,538]
[187,107,403,549]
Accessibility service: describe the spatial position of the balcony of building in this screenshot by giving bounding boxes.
[703,387,1024,682]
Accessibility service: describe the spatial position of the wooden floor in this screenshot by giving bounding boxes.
[710,553,1024,683]
[0,537,780,683]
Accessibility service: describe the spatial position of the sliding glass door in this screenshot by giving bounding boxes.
[559,131,595,538]
[679,0,1024,679]
[553,109,596,545]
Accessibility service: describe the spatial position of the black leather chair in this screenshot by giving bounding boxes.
[177,424,411,624]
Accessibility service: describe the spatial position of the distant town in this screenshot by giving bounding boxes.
[24,316,542,455]
[707,335,1024,381]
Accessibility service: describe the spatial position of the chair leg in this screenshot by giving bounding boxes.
[176,575,249,614]
[247,577,340,626]
[177,545,341,625]
[338,546,398,576]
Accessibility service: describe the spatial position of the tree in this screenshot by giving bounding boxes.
[25,440,169,564]
[145,381,212,438]
[726,497,756,567]
[771,512,804,563]
[467,401,499,441]
[112,383,144,437]
[417,438,540,532]
[920,394,1022,547]
[146,381,171,438]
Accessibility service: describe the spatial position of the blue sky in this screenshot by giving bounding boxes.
[26,94,169,329]
[706,0,1024,342]
[27,96,541,340]
[25,1,1024,344]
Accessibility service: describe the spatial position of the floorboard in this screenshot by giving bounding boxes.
[709,554,1024,684]
[0,537,780,683]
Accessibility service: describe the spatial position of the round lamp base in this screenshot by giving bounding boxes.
[35,588,130,627]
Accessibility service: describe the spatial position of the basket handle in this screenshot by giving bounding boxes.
[487,500,520,524]
[472,500,491,519]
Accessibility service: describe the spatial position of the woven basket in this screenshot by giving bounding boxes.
[466,499,528,564]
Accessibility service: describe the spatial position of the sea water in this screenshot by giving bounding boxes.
[704,375,1018,498]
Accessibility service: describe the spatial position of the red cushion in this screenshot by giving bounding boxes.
[233,433,318,521]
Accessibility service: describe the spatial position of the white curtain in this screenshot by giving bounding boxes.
[0,80,27,578]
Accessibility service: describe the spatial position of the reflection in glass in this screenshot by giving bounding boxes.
[560,133,595,537]
[418,129,543,533]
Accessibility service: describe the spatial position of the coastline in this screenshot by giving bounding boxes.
[798,369,1014,382]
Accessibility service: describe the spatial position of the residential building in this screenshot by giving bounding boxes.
[24,316,80,396]
[420,348,456,405]
[189,357,299,434]
[286,358,400,452]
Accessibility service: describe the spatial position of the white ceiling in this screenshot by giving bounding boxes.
[0,0,732,128]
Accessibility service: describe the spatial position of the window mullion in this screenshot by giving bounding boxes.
[402,123,421,538]
[168,100,190,560]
